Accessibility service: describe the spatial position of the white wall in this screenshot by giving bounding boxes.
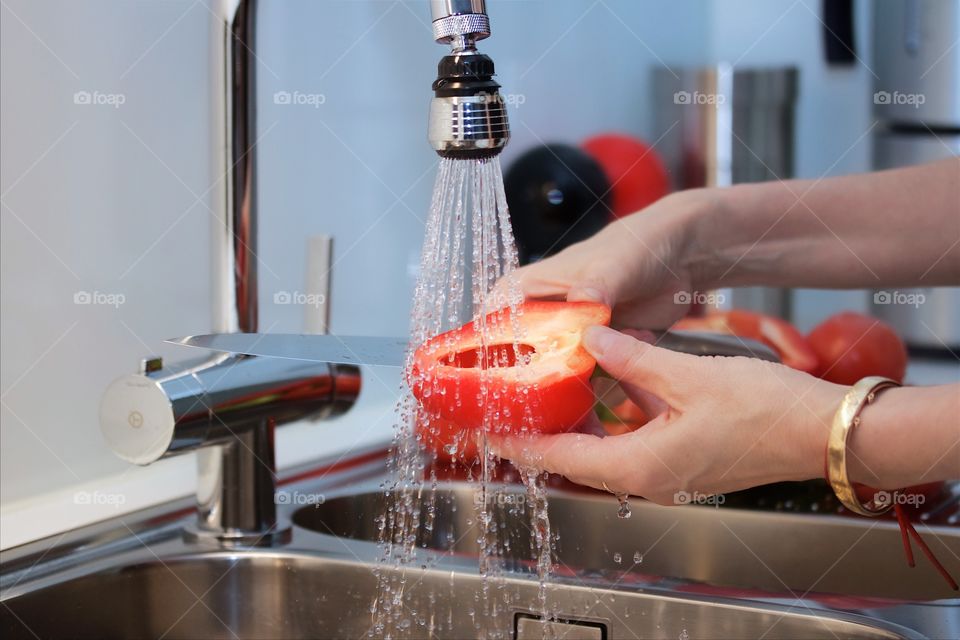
[1,0,217,545]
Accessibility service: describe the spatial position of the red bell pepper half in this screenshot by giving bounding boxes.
[411,301,611,435]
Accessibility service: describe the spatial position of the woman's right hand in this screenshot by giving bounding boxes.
[511,189,714,328]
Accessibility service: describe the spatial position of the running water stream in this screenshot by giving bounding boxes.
[370,157,556,638]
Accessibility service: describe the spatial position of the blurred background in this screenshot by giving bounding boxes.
[1,0,956,548]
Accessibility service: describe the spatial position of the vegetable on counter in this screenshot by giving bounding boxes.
[806,311,908,384]
[412,301,611,435]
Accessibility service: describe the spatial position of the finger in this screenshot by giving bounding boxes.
[615,329,670,416]
[511,258,580,300]
[566,281,613,306]
[513,252,623,307]
[488,432,635,491]
[583,326,698,404]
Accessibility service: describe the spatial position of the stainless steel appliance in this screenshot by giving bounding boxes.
[653,66,800,318]
[871,0,960,353]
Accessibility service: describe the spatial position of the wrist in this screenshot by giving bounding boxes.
[683,181,798,290]
[846,386,934,489]
[643,188,724,290]
[670,187,735,291]
[795,378,849,481]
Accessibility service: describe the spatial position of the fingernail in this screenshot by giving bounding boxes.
[569,286,606,304]
[583,325,617,358]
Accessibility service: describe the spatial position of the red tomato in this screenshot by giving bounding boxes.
[411,301,611,435]
[674,309,819,373]
[806,312,908,384]
[582,133,670,218]
[416,412,480,465]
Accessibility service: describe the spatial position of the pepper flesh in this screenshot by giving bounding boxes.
[411,301,611,435]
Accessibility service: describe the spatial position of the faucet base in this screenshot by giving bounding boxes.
[182,520,292,547]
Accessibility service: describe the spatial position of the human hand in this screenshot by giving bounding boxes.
[510,190,715,328]
[489,326,847,505]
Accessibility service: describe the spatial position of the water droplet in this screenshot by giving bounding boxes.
[372,157,553,635]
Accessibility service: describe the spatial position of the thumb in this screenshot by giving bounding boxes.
[567,270,637,308]
[583,326,694,403]
[566,279,614,307]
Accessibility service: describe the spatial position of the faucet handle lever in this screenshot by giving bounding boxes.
[304,234,333,335]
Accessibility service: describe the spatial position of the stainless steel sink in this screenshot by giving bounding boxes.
[1,455,955,639]
[0,552,916,640]
[295,483,960,602]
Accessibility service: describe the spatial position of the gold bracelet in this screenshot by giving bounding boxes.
[826,376,901,517]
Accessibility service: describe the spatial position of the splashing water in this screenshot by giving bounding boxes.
[370,157,555,638]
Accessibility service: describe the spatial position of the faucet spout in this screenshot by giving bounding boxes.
[427,0,510,159]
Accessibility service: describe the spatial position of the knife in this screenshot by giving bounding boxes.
[167,331,779,367]
[167,334,409,367]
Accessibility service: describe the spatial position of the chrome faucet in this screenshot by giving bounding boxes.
[99,0,360,546]
[427,0,510,159]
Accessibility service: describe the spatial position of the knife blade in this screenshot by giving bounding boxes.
[167,330,779,367]
[168,334,410,367]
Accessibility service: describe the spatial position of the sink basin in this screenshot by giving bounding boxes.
[2,455,953,640]
[0,552,913,639]
[294,483,960,602]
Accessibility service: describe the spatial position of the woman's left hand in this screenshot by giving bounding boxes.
[489,326,847,505]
